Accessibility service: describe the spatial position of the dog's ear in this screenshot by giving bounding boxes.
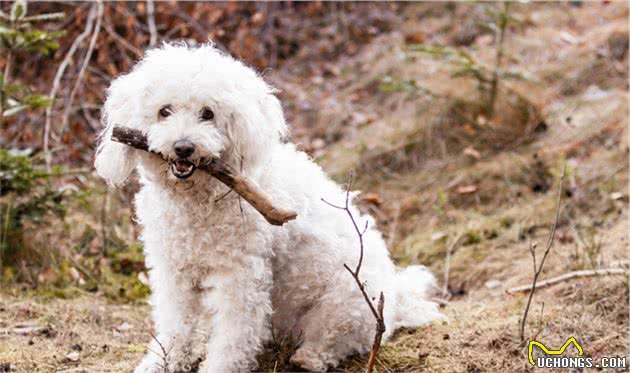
[225,91,288,174]
[94,74,139,186]
[260,93,288,140]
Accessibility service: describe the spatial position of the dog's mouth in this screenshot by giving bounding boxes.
[170,159,196,179]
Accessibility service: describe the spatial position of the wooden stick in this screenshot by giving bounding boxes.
[507,268,628,294]
[111,127,297,226]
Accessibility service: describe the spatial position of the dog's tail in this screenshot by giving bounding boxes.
[390,265,445,330]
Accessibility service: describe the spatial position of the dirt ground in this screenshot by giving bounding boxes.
[1,2,628,372]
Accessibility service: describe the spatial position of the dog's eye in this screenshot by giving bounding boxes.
[158,105,173,119]
[200,107,214,121]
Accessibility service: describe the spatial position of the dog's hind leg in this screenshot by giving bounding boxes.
[289,287,374,371]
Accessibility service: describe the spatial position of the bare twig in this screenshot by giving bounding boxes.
[80,97,101,132]
[508,268,628,294]
[104,21,142,58]
[146,0,158,47]
[59,1,103,139]
[147,332,172,372]
[44,4,97,170]
[519,163,566,342]
[322,173,386,373]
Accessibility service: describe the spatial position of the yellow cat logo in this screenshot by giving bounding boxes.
[528,336,584,366]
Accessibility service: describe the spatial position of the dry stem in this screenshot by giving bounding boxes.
[44,4,97,170]
[518,163,566,342]
[59,1,104,138]
[322,173,386,373]
[147,332,172,373]
[442,232,464,299]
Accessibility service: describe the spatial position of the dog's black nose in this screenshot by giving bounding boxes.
[173,140,195,158]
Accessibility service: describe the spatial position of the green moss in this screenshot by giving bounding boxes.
[462,230,482,246]
[101,267,150,302]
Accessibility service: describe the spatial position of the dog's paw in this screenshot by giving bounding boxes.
[134,352,202,373]
[170,355,203,373]
[289,348,329,372]
[134,354,163,373]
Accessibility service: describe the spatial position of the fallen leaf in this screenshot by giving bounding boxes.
[64,351,80,363]
[311,138,325,150]
[475,34,493,46]
[251,12,266,27]
[463,147,481,160]
[359,192,383,206]
[37,268,58,285]
[610,192,624,200]
[350,112,372,127]
[69,267,81,282]
[116,322,133,332]
[559,31,578,45]
[462,123,477,136]
[404,32,424,44]
[323,63,341,76]
[456,185,477,194]
[484,279,501,289]
[431,231,447,241]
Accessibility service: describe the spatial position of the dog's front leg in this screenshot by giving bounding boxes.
[135,266,201,373]
[200,255,273,373]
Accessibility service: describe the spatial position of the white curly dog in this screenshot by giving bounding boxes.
[95,43,443,373]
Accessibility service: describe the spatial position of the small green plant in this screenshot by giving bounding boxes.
[407,2,526,116]
[0,149,67,281]
[462,230,482,246]
[433,190,449,215]
[378,76,418,94]
[0,0,64,125]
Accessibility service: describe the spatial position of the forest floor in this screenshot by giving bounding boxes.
[1,2,628,373]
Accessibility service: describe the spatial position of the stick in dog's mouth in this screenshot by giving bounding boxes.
[170,159,196,179]
[111,126,298,226]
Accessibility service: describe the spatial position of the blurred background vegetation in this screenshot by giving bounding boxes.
[0,1,628,372]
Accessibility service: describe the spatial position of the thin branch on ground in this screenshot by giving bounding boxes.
[44,4,97,170]
[508,268,628,294]
[442,232,464,299]
[322,173,386,373]
[58,1,103,140]
[518,163,566,342]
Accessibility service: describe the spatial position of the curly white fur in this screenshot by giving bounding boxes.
[95,43,444,373]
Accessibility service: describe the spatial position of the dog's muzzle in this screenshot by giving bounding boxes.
[170,139,196,179]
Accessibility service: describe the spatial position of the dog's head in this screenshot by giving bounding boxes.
[95,43,287,186]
